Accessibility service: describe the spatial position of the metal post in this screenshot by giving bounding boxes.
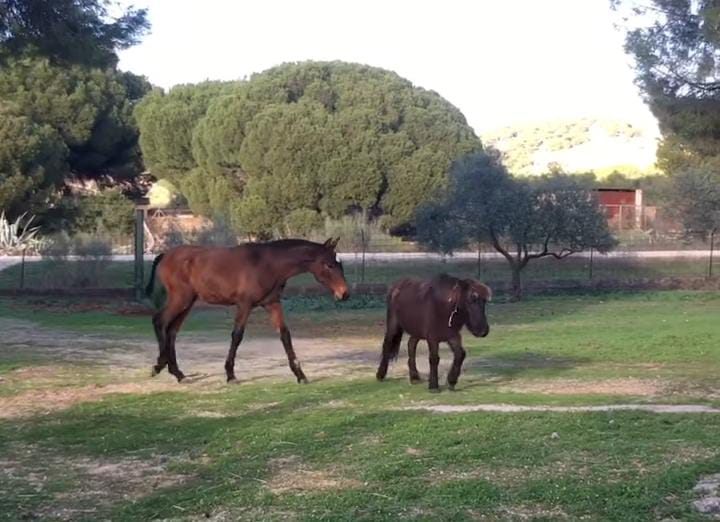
[477,245,483,278]
[710,229,716,278]
[360,229,366,284]
[589,247,594,280]
[134,208,145,301]
[19,248,26,289]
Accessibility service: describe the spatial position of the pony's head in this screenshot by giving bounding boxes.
[309,237,349,301]
[449,279,491,337]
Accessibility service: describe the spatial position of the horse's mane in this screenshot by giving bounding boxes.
[241,239,325,249]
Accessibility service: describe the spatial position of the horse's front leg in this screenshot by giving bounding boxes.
[427,339,441,393]
[265,302,307,383]
[226,304,251,383]
[446,337,467,391]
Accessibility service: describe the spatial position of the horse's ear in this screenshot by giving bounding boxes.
[324,237,339,249]
[447,282,462,307]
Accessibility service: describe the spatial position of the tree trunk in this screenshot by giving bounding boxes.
[510,264,523,301]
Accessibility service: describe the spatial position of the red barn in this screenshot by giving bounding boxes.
[594,188,643,229]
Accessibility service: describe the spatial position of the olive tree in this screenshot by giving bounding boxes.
[416,153,617,299]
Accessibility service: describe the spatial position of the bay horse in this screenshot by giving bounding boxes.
[376,274,491,392]
[145,238,349,383]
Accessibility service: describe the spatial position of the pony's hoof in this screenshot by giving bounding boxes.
[448,383,457,391]
[429,387,441,394]
[227,377,239,384]
[409,376,422,384]
[297,376,309,384]
[175,374,186,383]
[376,372,386,382]
[151,365,162,377]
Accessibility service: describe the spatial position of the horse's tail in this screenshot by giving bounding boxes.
[381,288,403,362]
[145,253,165,297]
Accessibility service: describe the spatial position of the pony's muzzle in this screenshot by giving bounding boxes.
[336,289,350,301]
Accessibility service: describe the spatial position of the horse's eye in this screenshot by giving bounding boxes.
[324,262,334,269]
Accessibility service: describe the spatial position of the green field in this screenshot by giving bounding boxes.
[1,291,719,520]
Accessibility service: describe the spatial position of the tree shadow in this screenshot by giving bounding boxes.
[465,351,590,381]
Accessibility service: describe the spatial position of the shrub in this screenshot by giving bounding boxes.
[0,211,41,254]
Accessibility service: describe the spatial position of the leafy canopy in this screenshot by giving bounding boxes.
[613,0,720,235]
[0,0,149,68]
[0,58,151,219]
[134,61,482,237]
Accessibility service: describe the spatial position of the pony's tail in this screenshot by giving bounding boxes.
[382,326,403,362]
[145,253,165,297]
[381,299,403,362]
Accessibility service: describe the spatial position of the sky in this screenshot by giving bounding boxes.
[117,0,658,136]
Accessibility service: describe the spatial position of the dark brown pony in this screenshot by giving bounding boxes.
[145,238,349,383]
[376,273,491,392]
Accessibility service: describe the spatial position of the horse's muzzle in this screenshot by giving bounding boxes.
[336,290,350,301]
[470,325,490,337]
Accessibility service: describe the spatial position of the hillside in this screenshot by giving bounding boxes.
[482,118,659,177]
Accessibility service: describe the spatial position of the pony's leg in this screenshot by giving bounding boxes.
[446,337,467,391]
[407,336,421,383]
[376,318,403,381]
[225,304,251,383]
[427,339,441,393]
[265,302,307,383]
[165,301,195,382]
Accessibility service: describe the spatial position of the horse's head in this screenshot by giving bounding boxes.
[450,279,491,337]
[309,237,350,301]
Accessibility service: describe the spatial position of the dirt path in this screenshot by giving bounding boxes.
[0,316,380,381]
[403,404,720,414]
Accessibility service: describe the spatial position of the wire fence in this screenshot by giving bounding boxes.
[0,206,717,292]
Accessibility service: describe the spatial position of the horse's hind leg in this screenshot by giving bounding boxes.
[446,337,467,391]
[427,339,441,393]
[164,300,195,382]
[265,302,307,384]
[151,290,195,382]
[151,311,167,376]
[225,304,250,383]
[407,337,421,383]
[376,316,403,381]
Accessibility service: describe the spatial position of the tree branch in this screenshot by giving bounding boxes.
[489,228,515,266]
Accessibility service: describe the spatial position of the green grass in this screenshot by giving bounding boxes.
[1,381,719,520]
[1,290,719,520]
[0,254,714,290]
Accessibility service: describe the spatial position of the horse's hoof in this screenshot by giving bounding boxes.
[448,383,457,391]
[151,366,161,377]
[376,372,386,382]
[429,387,441,394]
[227,377,239,384]
[175,374,186,383]
[298,377,309,384]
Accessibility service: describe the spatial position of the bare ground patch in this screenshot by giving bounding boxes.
[501,378,667,396]
[0,444,187,521]
[266,455,363,494]
[0,381,190,419]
